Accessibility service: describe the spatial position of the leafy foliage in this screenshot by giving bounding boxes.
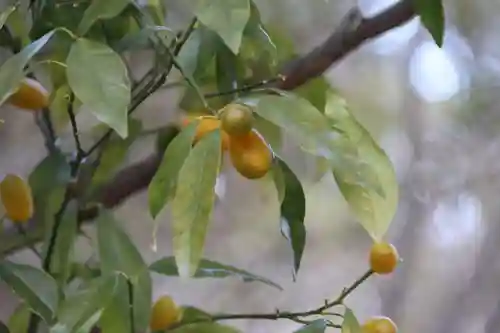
[0,0,424,331]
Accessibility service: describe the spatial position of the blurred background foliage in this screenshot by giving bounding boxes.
[1,0,500,332]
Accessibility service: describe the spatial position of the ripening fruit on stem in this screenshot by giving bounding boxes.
[369,242,399,274]
[219,103,254,137]
[149,295,182,331]
[229,129,273,180]
[0,174,34,223]
[182,115,230,151]
[6,78,49,111]
[361,316,397,333]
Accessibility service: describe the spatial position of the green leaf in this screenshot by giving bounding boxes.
[148,121,199,219]
[144,0,166,26]
[78,0,130,35]
[149,257,282,290]
[325,93,398,241]
[0,30,56,105]
[96,210,152,331]
[188,0,251,54]
[294,319,327,333]
[177,29,203,78]
[0,5,17,30]
[242,93,334,159]
[215,41,241,104]
[7,303,30,333]
[295,77,332,113]
[413,0,445,47]
[274,158,306,279]
[171,130,222,277]
[66,38,131,138]
[253,115,282,152]
[49,84,74,134]
[170,323,241,333]
[114,25,174,52]
[271,162,285,204]
[50,274,120,333]
[50,201,79,288]
[178,306,212,324]
[29,152,71,196]
[0,261,58,324]
[342,308,361,333]
[98,273,131,333]
[91,118,142,189]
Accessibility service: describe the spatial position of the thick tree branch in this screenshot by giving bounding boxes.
[93,0,416,216]
[1,0,416,257]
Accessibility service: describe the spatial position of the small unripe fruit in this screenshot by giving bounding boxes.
[361,316,397,333]
[0,174,34,223]
[149,295,182,331]
[7,78,49,111]
[369,242,399,274]
[219,103,254,137]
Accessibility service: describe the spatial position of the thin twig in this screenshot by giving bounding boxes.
[67,92,84,160]
[204,76,285,99]
[204,270,373,329]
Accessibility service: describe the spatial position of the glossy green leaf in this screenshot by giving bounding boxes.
[271,162,286,204]
[413,0,445,47]
[49,84,75,134]
[29,151,71,196]
[96,210,152,331]
[148,121,199,219]
[215,41,240,104]
[98,273,131,333]
[78,0,130,35]
[325,93,398,241]
[170,322,241,333]
[114,26,174,52]
[49,201,79,288]
[294,319,327,332]
[177,29,203,78]
[242,93,334,159]
[188,0,250,54]
[342,308,361,333]
[50,274,120,333]
[171,130,222,277]
[39,187,67,261]
[144,0,166,26]
[0,30,56,105]
[253,115,282,152]
[295,77,332,113]
[0,5,17,30]
[274,158,306,279]
[0,261,58,324]
[66,38,131,138]
[91,118,142,189]
[178,306,212,324]
[7,303,30,333]
[149,257,282,290]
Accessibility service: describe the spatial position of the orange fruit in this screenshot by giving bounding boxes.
[219,103,254,137]
[149,295,182,331]
[7,78,49,111]
[369,242,399,274]
[0,174,34,223]
[361,316,397,333]
[229,129,273,179]
[182,115,230,151]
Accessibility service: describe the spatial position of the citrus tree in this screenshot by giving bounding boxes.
[0,0,445,332]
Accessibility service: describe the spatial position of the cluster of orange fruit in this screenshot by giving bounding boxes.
[181,103,273,180]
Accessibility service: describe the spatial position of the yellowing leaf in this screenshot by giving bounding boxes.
[325,93,398,241]
[148,121,199,219]
[66,38,131,138]
[342,308,361,333]
[171,130,222,277]
[188,0,250,54]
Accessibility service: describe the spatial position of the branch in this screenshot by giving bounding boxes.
[1,0,416,257]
